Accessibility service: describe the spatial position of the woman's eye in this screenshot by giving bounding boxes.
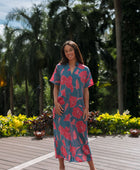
[64,48,73,53]
[70,47,74,51]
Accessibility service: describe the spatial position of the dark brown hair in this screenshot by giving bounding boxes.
[60,40,84,64]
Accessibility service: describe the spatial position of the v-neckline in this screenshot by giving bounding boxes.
[70,66,76,74]
[68,62,79,75]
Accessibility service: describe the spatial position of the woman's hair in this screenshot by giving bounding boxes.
[60,40,84,64]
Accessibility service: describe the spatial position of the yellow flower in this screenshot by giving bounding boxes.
[9,122,13,128]
[18,114,27,120]
[125,121,129,125]
[21,129,27,135]
[13,119,23,128]
[105,113,110,117]
[44,76,48,80]
[129,117,137,124]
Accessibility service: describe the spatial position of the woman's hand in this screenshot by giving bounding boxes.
[83,107,89,121]
[54,102,64,116]
[53,84,63,116]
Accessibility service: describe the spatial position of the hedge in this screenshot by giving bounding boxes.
[88,111,140,135]
[0,114,37,137]
[0,111,140,137]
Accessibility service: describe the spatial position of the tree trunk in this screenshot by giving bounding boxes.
[10,76,14,114]
[3,87,7,116]
[114,0,123,114]
[39,69,43,114]
[25,78,29,117]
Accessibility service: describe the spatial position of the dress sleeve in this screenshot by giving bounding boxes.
[49,64,60,85]
[85,67,94,88]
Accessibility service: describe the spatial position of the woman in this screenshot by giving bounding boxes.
[50,40,96,170]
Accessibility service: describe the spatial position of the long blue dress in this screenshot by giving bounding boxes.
[50,62,94,162]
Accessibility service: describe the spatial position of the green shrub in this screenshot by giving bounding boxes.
[0,114,36,137]
[0,110,140,137]
[88,110,140,135]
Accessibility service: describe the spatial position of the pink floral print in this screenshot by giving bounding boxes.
[50,62,94,162]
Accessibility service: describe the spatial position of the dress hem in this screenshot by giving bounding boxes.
[55,155,92,162]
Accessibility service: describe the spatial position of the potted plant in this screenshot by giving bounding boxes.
[25,111,53,139]
[129,129,140,137]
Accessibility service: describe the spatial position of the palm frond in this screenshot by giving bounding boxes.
[48,0,66,16]
[6,8,31,28]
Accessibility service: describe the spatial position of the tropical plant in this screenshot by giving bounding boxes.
[6,4,47,115]
[24,111,53,137]
[47,0,112,111]
[99,0,140,116]
[0,114,33,137]
[88,110,140,135]
[0,0,139,117]
[2,25,18,114]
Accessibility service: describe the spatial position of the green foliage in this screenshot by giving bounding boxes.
[121,0,140,116]
[100,0,140,116]
[88,110,140,135]
[0,0,139,117]
[97,54,117,113]
[0,114,37,137]
[43,76,53,106]
[25,112,53,135]
[14,82,35,116]
[0,111,140,137]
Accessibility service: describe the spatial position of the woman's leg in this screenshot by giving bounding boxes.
[59,158,65,170]
[88,160,96,170]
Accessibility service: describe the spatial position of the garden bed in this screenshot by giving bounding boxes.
[0,111,140,137]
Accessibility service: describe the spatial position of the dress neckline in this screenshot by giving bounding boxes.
[68,62,79,74]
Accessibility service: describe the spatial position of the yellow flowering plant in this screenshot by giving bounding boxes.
[88,110,140,135]
[0,110,140,137]
[0,114,36,137]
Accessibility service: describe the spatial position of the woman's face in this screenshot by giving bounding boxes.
[64,45,76,62]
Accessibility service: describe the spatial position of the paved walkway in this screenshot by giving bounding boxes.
[0,135,140,170]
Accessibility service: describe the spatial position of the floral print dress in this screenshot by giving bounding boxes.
[50,62,94,162]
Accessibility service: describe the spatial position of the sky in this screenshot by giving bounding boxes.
[0,0,46,36]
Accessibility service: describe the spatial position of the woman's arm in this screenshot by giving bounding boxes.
[53,84,63,116]
[83,87,89,121]
[53,84,59,105]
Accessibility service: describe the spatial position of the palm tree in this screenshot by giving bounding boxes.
[6,4,47,115]
[47,0,110,111]
[0,37,7,114]
[12,34,30,116]
[0,37,5,87]
[48,0,85,47]
[3,26,17,114]
[46,0,79,97]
